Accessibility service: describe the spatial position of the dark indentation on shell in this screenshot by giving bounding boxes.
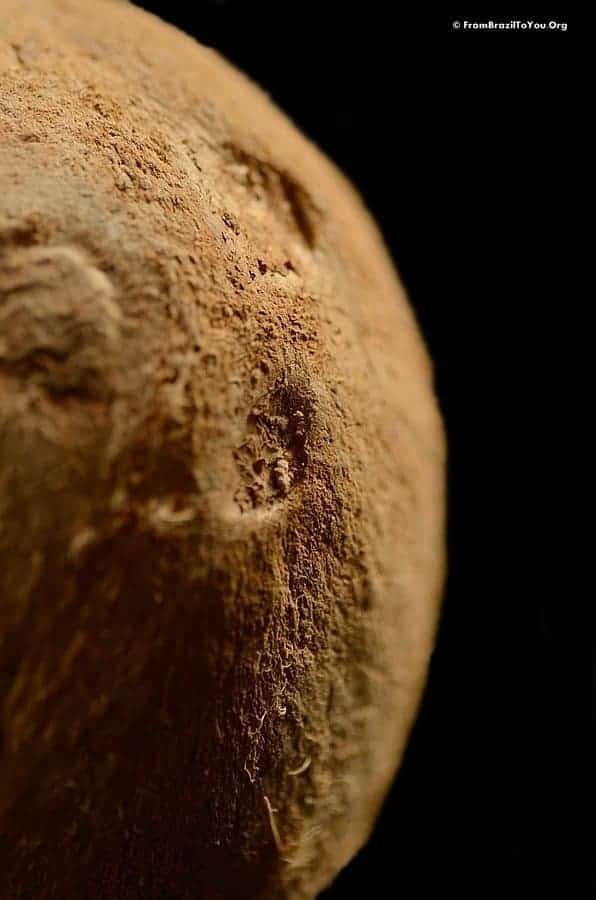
[222,143,320,250]
[233,377,314,512]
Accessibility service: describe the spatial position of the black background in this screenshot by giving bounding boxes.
[133,5,570,897]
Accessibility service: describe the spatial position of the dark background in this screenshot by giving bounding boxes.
[134,5,570,897]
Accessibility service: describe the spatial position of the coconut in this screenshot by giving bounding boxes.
[0,2,445,897]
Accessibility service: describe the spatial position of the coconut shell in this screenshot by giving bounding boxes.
[0,1,445,897]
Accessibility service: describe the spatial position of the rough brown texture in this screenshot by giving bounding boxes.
[0,2,445,897]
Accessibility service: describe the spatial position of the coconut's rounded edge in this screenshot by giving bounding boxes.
[0,2,446,898]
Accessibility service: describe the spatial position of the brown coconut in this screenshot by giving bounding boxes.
[0,1,445,897]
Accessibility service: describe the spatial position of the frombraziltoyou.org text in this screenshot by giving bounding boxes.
[451,20,568,32]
